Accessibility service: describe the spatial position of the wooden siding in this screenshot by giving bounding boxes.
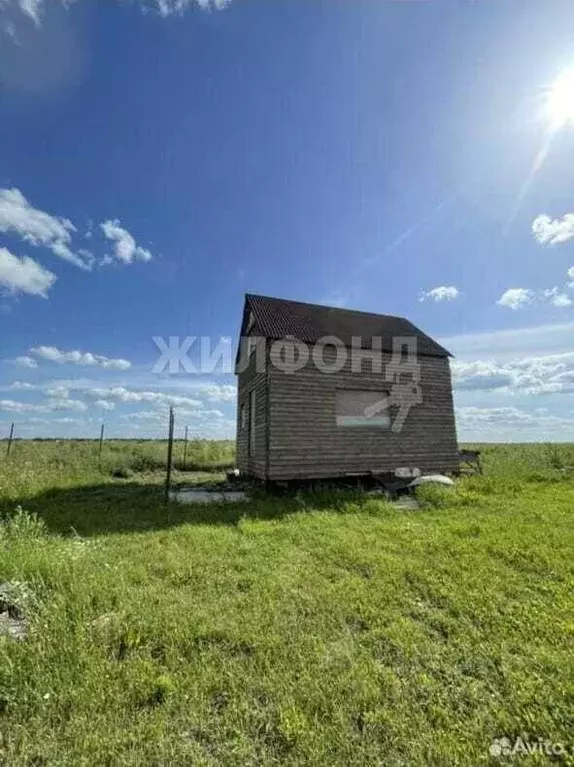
[236,339,268,479]
[266,341,458,480]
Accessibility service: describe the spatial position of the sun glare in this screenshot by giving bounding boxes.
[546,68,574,128]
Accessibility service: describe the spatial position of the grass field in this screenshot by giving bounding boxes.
[0,441,573,765]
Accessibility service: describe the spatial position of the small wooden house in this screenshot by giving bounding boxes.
[235,294,458,482]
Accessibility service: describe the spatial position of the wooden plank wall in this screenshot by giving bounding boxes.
[266,341,458,480]
[236,340,268,479]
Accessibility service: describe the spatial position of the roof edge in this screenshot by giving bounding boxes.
[242,293,453,358]
[245,292,411,324]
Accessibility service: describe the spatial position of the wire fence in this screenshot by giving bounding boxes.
[1,415,235,484]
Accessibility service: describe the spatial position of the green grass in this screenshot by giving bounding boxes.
[1,438,234,494]
[0,442,573,765]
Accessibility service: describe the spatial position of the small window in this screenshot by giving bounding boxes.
[335,389,390,427]
[240,404,247,429]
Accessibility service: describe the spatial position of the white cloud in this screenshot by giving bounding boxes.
[0,188,91,269]
[419,285,460,302]
[94,399,115,411]
[14,355,38,368]
[178,406,224,419]
[45,385,69,398]
[85,386,202,409]
[116,409,235,439]
[0,0,43,25]
[0,247,56,297]
[496,288,535,310]
[567,266,574,288]
[47,397,87,412]
[1,0,230,25]
[156,0,231,13]
[0,400,44,413]
[0,187,156,276]
[496,285,573,310]
[18,0,42,24]
[120,410,164,422]
[0,397,87,413]
[553,295,572,309]
[451,360,515,392]
[100,219,152,264]
[10,381,34,390]
[22,416,86,426]
[451,351,574,395]
[542,287,572,308]
[194,383,236,402]
[456,405,574,439]
[0,376,236,437]
[20,379,235,406]
[532,213,574,247]
[30,346,132,369]
[457,406,539,426]
[123,406,226,422]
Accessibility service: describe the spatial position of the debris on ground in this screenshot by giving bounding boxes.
[170,489,248,505]
[458,449,483,475]
[408,474,455,488]
[0,582,29,641]
[226,468,241,483]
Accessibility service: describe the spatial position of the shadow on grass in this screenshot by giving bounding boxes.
[2,481,368,537]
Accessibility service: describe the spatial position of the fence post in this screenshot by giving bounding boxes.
[98,422,105,467]
[183,425,188,470]
[165,406,175,506]
[6,422,14,457]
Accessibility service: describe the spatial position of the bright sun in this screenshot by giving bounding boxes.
[547,69,574,128]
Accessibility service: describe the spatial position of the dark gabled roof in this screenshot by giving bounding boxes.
[242,294,452,358]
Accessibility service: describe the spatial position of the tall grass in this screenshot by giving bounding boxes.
[0,439,235,499]
[0,441,572,765]
[466,442,574,477]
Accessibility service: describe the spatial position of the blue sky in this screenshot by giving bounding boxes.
[1,0,574,441]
